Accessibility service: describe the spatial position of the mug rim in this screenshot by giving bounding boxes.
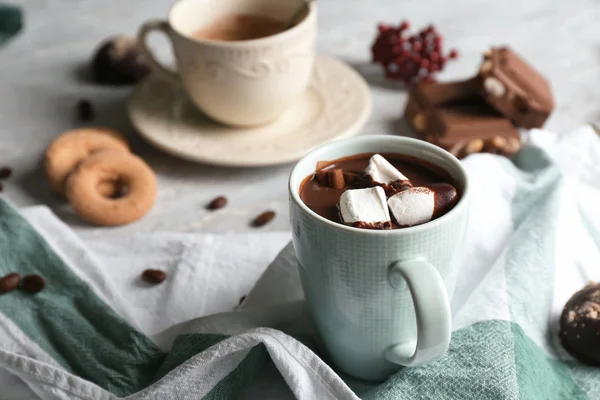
[167,0,316,47]
[288,135,471,236]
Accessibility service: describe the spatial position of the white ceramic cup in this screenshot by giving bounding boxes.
[138,0,316,127]
[289,135,471,381]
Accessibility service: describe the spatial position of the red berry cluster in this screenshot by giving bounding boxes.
[371,21,458,86]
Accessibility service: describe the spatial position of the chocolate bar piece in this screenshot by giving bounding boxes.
[476,47,553,129]
[404,79,520,157]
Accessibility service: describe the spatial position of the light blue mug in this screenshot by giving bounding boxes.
[289,135,470,381]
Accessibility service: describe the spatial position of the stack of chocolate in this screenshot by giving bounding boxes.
[404,47,554,159]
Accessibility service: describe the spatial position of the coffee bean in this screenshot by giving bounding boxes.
[142,269,167,284]
[22,275,45,294]
[207,196,227,210]
[76,99,94,121]
[251,210,276,227]
[0,167,12,179]
[0,273,20,294]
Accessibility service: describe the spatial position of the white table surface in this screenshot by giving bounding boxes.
[1,0,599,239]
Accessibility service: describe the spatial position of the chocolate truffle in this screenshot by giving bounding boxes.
[559,282,600,365]
[91,36,150,85]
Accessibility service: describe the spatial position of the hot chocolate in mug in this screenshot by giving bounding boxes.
[138,0,316,127]
[288,135,470,381]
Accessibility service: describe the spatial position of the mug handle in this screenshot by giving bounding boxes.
[137,19,181,85]
[385,259,451,366]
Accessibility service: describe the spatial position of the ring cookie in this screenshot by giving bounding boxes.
[45,128,130,195]
[65,151,157,226]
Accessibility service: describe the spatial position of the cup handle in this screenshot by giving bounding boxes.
[137,19,180,85]
[385,259,451,366]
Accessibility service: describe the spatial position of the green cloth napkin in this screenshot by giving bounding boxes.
[0,3,22,46]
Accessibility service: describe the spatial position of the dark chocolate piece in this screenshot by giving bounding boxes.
[404,79,520,158]
[316,168,345,189]
[92,36,150,85]
[343,172,361,185]
[559,282,600,366]
[476,47,553,129]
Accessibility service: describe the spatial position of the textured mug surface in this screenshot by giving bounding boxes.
[138,0,316,127]
[289,135,471,381]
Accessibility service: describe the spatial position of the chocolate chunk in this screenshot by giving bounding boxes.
[513,94,530,114]
[22,275,45,294]
[0,167,12,179]
[476,47,553,129]
[343,172,361,185]
[559,282,600,366]
[207,196,228,210]
[252,210,276,227]
[315,170,329,186]
[0,273,20,294]
[328,169,345,189]
[76,99,94,121]
[92,36,150,85]
[404,79,520,156]
[315,168,347,189]
[142,269,167,284]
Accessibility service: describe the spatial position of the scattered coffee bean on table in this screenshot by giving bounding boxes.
[22,275,46,294]
[76,99,95,121]
[0,167,12,179]
[142,269,167,284]
[0,273,20,294]
[207,196,227,210]
[251,210,276,227]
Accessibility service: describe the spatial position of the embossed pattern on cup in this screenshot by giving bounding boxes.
[139,0,317,127]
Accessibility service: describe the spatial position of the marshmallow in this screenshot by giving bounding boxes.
[388,183,458,227]
[339,186,391,226]
[387,187,435,227]
[365,154,408,185]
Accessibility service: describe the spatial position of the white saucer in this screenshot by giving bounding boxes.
[128,55,371,167]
